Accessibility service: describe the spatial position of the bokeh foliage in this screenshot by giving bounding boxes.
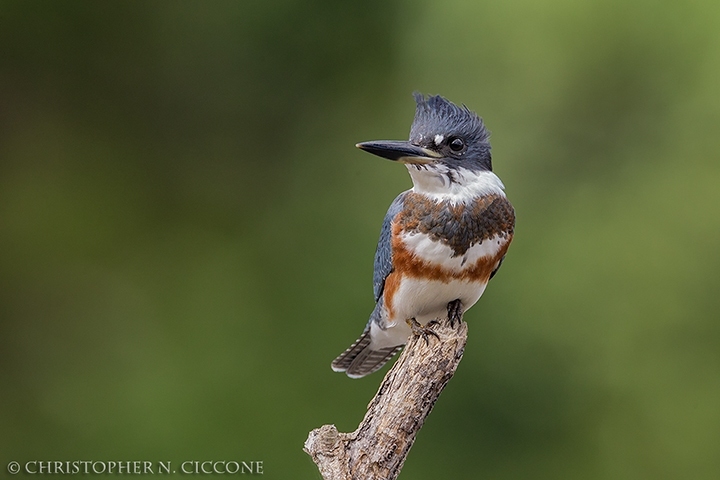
[1,0,719,478]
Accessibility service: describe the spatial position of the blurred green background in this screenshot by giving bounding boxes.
[1,0,719,478]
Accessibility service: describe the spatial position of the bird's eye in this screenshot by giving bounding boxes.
[449,137,465,152]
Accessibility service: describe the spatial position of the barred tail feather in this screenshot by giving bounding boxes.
[331,328,403,379]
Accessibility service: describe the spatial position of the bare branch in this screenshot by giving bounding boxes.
[305,300,467,480]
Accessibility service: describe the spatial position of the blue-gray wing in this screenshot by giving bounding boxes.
[372,191,408,302]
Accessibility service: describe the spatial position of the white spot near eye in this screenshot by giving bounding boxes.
[434,134,444,145]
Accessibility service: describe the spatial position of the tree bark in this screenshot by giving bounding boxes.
[304,300,467,480]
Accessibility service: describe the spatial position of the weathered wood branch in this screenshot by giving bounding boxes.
[304,300,467,480]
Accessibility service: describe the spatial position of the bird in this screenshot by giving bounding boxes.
[331,93,515,379]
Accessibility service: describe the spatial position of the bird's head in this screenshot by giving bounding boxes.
[357,93,492,188]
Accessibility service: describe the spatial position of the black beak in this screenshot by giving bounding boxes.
[356,140,442,165]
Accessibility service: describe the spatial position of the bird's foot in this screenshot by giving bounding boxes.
[406,318,440,346]
[447,299,463,328]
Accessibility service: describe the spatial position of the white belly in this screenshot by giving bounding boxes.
[369,277,487,349]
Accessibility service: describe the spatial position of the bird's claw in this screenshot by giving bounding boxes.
[447,299,463,328]
[406,318,440,345]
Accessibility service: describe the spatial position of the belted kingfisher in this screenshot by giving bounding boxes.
[331,93,515,378]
